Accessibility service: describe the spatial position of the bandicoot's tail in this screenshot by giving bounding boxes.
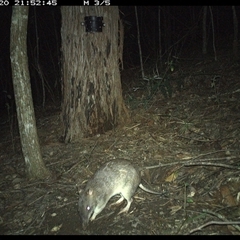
[139,183,162,195]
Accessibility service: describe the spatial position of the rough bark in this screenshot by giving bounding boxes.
[10,6,51,180]
[61,6,128,142]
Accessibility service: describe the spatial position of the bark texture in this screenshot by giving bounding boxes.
[61,6,128,142]
[10,6,50,180]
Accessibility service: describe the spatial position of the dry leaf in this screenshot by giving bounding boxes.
[51,224,62,232]
[220,185,237,206]
[169,205,182,215]
[165,172,177,182]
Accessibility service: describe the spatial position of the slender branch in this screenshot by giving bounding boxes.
[189,221,240,234]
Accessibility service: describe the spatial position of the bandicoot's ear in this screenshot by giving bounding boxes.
[77,180,88,194]
[76,183,84,194]
[87,189,93,196]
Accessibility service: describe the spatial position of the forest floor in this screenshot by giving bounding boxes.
[1,48,240,235]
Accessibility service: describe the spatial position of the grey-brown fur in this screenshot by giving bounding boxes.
[78,160,162,228]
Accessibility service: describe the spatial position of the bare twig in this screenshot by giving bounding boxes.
[203,209,240,231]
[189,208,240,234]
[192,156,238,162]
[145,158,239,170]
[124,123,141,130]
[189,221,240,234]
[191,150,236,159]
[145,153,239,170]
[183,161,239,170]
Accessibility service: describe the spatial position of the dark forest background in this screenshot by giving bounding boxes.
[0,6,238,116]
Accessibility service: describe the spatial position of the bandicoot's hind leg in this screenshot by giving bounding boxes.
[110,196,125,207]
[118,197,133,215]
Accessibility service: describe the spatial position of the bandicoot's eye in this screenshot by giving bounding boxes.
[88,206,94,220]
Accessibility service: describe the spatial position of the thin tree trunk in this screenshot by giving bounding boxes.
[10,6,51,180]
[135,6,144,79]
[202,6,207,55]
[209,6,217,61]
[164,6,171,52]
[158,6,162,67]
[232,6,238,59]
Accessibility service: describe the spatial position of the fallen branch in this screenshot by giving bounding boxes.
[189,221,240,234]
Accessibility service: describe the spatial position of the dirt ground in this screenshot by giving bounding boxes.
[1,50,240,235]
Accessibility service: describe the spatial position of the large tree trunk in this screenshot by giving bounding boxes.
[10,6,51,180]
[61,6,128,142]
